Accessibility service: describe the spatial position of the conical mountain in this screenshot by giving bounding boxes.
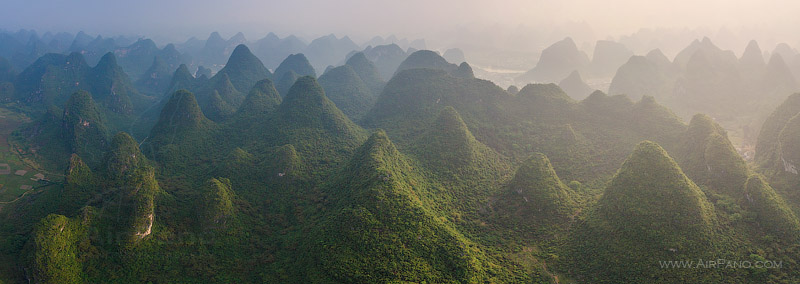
[495,153,577,229]
[273,53,316,80]
[275,70,299,97]
[677,114,748,194]
[195,65,212,78]
[442,48,466,64]
[214,44,270,93]
[762,53,799,96]
[63,154,97,211]
[589,40,633,78]
[307,131,501,283]
[450,62,474,78]
[743,175,800,239]
[14,52,90,108]
[412,106,507,178]
[317,65,374,122]
[598,141,714,241]
[645,48,672,70]
[62,90,109,168]
[135,56,172,95]
[740,40,766,70]
[32,214,84,283]
[755,93,800,167]
[394,50,457,75]
[363,43,408,80]
[166,64,195,95]
[149,90,209,138]
[609,55,669,98]
[206,90,236,121]
[276,76,362,138]
[104,132,146,180]
[517,37,590,84]
[630,95,686,147]
[198,72,241,117]
[345,52,384,95]
[558,70,593,100]
[236,78,281,118]
[778,112,800,174]
[572,141,716,281]
[89,52,140,114]
[200,178,235,228]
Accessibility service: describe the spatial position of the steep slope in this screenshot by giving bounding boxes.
[265,76,366,167]
[61,90,110,168]
[273,53,316,80]
[214,44,271,94]
[755,93,800,167]
[676,114,748,194]
[275,70,299,97]
[165,64,196,95]
[135,56,172,95]
[570,141,715,282]
[345,52,385,95]
[558,70,594,100]
[411,106,507,179]
[317,65,374,122]
[608,55,670,99]
[494,153,577,231]
[14,52,90,109]
[442,48,466,64]
[517,37,590,84]
[362,43,408,80]
[742,175,800,239]
[588,40,633,78]
[200,178,235,228]
[393,50,458,75]
[88,52,143,114]
[235,78,281,118]
[142,90,214,171]
[305,131,512,283]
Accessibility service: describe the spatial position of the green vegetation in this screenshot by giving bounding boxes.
[568,141,716,282]
[317,65,374,122]
[495,153,577,230]
[742,175,800,239]
[4,40,800,283]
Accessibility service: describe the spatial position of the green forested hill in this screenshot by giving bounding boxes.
[3,45,800,284]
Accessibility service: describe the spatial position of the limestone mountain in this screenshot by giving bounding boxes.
[88,52,142,114]
[317,65,373,122]
[494,153,577,230]
[213,44,271,94]
[570,141,715,282]
[755,93,800,170]
[361,43,409,80]
[394,50,458,75]
[609,55,670,99]
[275,70,299,97]
[236,78,281,118]
[303,34,359,72]
[442,48,466,64]
[344,52,385,95]
[61,90,110,168]
[135,56,172,95]
[558,70,594,100]
[589,40,633,78]
[676,114,748,194]
[273,53,316,80]
[306,131,508,283]
[411,106,508,180]
[517,37,590,84]
[742,175,800,239]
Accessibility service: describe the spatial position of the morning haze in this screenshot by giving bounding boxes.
[2,1,800,283]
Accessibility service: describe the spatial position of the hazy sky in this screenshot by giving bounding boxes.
[2,0,798,47]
